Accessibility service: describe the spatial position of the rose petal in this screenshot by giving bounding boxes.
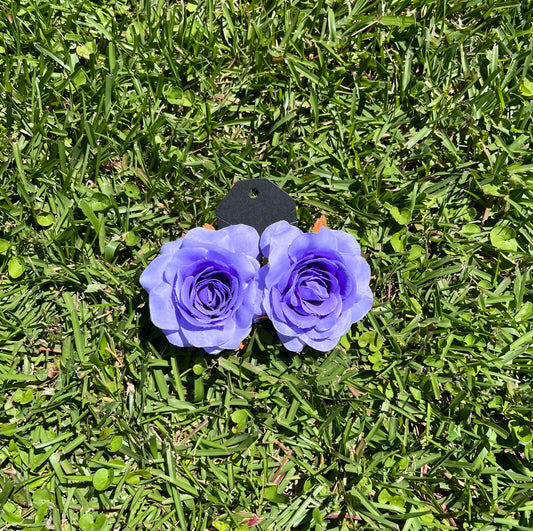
[234,284,260,328]
[260,220,301,262]
[139,254,173,292]
[301,334,341,352]
[277,332,306,353]
[268,288,308,336]
[163,327,188,347]
[282,294,342,329]
[324,228,362,257]
[149,282,180,329]
[337,257,371,308]
[179,318,247,352]
[306,309,351,338]
[221,224,261,260]
[349,286,374,323]
[215,322,253,352]
[182,225,260,260]
[288,230,341,263]
[181,226,231,250]
[300,290,340,316]
[161,239,184,255]
[351,255,371,287]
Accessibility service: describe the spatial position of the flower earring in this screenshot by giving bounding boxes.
[140,224,261,354]
[257,221,373,352]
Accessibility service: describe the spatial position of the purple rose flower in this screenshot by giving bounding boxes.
[259,221,373,352]
[140,225,261,354]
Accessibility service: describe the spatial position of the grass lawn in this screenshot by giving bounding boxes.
[1,0,533,529]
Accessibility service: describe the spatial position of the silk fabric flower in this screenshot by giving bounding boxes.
[140,225,261,354]
[259,221,373,352]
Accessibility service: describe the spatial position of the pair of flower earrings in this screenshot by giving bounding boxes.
[140,219,373,354]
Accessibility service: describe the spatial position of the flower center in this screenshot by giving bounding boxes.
[192,271,233,317]
[286,260,342,317]
[298,277,329,302]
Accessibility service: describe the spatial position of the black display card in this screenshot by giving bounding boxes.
[216,178,297,235]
